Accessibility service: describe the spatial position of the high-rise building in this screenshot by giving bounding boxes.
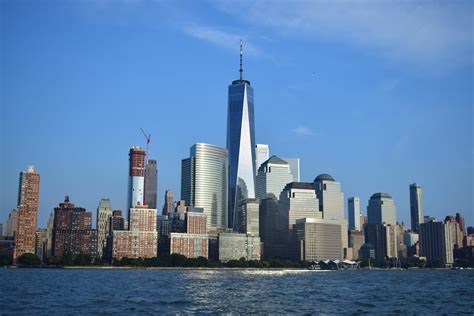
[111,206,157,260]
[96,198,112,258]
[294,218,343,261]
[0,223,2,237]
[278,182,322,259]
[420,219,459,266]
[409,183,424,233]
[45,211,54,258]
[35,229,47,261]
[312,174,345,220]
[367,193,397,226]
[256,156,293,201]
[403,231,419,247]
[259,194,282,259]
[227,41,256,230]
[145,159,158,209]
[186,211,207,235]
[349,230,365,260]
[110,210,125,231]
[348,197,361,231]
[218,232,261,262]
[181,143,228,232]
[14,166,40,260]
[236,198,259,236]
[162,190,174,216]
[455,213,465,236]
[364,223,398,264]
[157,215,171,256]
[6,208,18,239]
[128,146,146,212]
[52,196,98,258]
[282,158,300,182]
[170,233,209,259]
[255,144,269,173]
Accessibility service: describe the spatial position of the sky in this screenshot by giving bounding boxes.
[1,0,473,229]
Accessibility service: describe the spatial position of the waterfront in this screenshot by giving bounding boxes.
[0,269,472,314]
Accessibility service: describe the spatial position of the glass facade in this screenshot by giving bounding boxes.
[227,81,256,230]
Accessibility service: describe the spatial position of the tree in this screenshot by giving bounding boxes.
[74,253,92,266]
[17,253,41,266]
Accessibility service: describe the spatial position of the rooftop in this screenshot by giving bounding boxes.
[314,173,335,182]
[370,192,393,199]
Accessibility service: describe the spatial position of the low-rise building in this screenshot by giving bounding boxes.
[218,232,261,262]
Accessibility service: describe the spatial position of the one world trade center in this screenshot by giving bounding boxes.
[226,40,256,230]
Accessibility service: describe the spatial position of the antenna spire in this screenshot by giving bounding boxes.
[239,39,243,80]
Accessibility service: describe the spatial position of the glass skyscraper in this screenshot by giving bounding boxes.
[227,41,256,230]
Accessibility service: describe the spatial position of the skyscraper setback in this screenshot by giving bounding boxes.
[13,166,40,260]
[227,40,256,230]
[128,146,146,212]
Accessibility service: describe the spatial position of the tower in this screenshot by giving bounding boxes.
[409,183,424,233]
[348,197,361,231]
[145,159,158,209]
[367,192,397,226]
[227,40,256,230]
[256,156,293,201]
[128,146,146,214]
[14,166,40,260]
[96,198,112,258]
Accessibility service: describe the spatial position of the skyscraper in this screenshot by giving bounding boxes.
[181,143,228,231]
[236,198,259,236]
[256,156,293,201]
[348,197,361,231]
[367,193,397,226]
[162,190,174,216]
[128,146,146,212]
[96,198,112,258]
[14,165,40,260]
[282,158,300,182]
[409,183,424,233]
[227,41,256,230]
[312,174,345,220]
[6,208,18,239]
[255,144,269,172]
[420,219,459,267]
[145,159,158,209]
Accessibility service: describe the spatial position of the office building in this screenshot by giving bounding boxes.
[236,198,259,236]
[162,190,174,216]
[186,211,207,235]
[45,211,54,258]
[360,213,368,231]
[348,197,361,231]
[256,156,293,201]
[110,210,125,231]
[455,213,465,236]
[96,198,112,258]
[14,166,40,260]
[409,183,424,233]
[52,196,98,258]
[128,146,146,212]
[467,227,474,235]
[35,229,47,261]
[294,218,343,261]
[157,215,171,256]
[312,174,345,220]
[282,158,300,182]
[424,215,436,223]
[259,194,283,259]
[181,143,228,231]
[0,223,3,237]
[227,41,256,230]
[349,230,365,260]
[255,144,269,172]
[6,209,18,239]
[218,232,261,262]
[365,223,398,264]
[111,206,157,260]
[145,159,158,209]
[367,193,397,226]
[403,231,419,247]
[420,219,460,266]
[359,243,376,263]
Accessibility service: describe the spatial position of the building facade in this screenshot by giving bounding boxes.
[420,219,459,266]
[145,159,158,209]
[227,42,256,230]
[181,143,228,232]
[312,174,345,221]
[409,183,424,233]
[349,230,365,260]
[6,208,18,239]
[282,158,300,182]
[218,232,261,262]
[256,156,293,202]
[367,192,397,226]
[348,197,361,231]
[14,166,40,260]
[128,146,146,212]
[236,198,259,236]
[364,223,398,264]
[170,233,209,259]
[96,198,112,258]
[255,144,269,173]
[162,190,174,216]
[259,194,283,259]
[35,228,47,261]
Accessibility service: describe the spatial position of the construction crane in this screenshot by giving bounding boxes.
[140,128,151,206]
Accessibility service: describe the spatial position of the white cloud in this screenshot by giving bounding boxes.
[292,126,315,136]
[183,25,263,57]
[215,1,473,66]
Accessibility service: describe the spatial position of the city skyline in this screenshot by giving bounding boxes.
[1,1,473,229]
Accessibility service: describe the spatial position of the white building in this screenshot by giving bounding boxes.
[367,192,397,226]
[255,144,269,173]
[282,158,300,182]
[256,156,293,201]
[218,232,261,262]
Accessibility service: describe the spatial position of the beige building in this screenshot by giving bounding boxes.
[218,232,261,262]
[170,233,209,259]
[349,230,365,260]
[294,218,343,262]
[237,198,259,236]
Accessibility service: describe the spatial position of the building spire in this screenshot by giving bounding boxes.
[239,39,243,81]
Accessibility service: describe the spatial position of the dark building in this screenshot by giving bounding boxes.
[259,194,282,259]
[52,196,98,258]
[109,210,125,232]
[364,223,398,265]
[455,213,465,236]
[359,243,375,264]
[145,159,158,209]
[157,215,171,256]
[467,227,474,235]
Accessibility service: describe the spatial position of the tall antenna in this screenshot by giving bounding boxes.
[239,39,243,80]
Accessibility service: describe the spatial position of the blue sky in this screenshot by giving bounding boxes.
[1,0,472,228]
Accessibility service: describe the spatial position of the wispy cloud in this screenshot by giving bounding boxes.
[183,25,263,57]
[215,1,473,66]
[292,126,315,136]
